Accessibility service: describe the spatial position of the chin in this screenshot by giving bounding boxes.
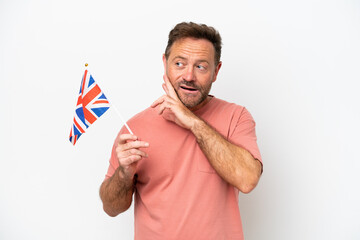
[181,96,206,109]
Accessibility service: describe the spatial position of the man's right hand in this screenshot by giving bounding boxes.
[100,134,148,216]
[115,134,149,178]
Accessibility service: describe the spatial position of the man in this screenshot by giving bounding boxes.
[100,22,262,239]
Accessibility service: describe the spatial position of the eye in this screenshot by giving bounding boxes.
[175,62,183,67]
[197,65,206,70]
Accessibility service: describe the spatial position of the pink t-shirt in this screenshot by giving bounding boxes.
[105,97,262,240]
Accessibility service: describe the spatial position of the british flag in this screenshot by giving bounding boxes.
[69,70,110,145]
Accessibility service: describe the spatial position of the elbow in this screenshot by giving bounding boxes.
[104,209,119,217]
[236,159,262,194]
[103,206,121,217]
[238,182,257,194]
[102,201,131,217]
[99,183,132,217]
[235,172,261,194]
[235,183,256,194]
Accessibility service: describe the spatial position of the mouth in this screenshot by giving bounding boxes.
[180,85,198,92]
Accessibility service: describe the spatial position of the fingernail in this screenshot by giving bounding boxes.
[145,143,149,147]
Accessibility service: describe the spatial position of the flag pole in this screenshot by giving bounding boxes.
[85,63,134,135]
[111,104,134,135]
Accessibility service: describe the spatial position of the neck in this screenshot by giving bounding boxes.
[189,96,213,112]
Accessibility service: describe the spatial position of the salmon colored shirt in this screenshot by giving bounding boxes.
[105,97,262,240]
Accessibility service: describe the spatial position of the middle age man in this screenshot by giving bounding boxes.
[100,22,262,239]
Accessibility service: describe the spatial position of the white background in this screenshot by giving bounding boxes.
[1,0,359,239]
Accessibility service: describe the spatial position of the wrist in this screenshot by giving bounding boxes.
[115,167,134,189]
[190,117,205,135]
[117,166,133,179]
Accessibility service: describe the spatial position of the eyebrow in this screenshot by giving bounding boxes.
[172,56,209,64]
[172,56,187,61]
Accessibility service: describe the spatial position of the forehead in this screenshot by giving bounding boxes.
[169,38,215,62]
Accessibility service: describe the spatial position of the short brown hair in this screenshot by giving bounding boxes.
[165,22,222,65]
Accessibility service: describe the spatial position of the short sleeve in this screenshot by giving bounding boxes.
[229,107,262,164]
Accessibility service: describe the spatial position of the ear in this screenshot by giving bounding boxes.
[162,54,167,73]
[212,61,222,83]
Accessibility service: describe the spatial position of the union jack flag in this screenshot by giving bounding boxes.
[69,70,110,145]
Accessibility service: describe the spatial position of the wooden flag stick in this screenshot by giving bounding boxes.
[111,104,134,135]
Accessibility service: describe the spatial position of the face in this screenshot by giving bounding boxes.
[163,38,222,111]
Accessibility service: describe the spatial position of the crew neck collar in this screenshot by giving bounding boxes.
[193,95,215,115]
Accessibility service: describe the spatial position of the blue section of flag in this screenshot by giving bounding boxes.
[99,93,107,99]
[79,78,84,94]
[92,107,110,117]
[88,75,95,87]
[75,106,88,127]
[73,124,81,136]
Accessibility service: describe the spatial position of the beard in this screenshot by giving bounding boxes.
[174,80,212,109]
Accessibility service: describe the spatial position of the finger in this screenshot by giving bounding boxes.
[119,155,143,167]
[153,95,175,115]
[120,140,150,151]
[151,95,166,108]
[157,100,173,115]
[162,83,169,95]
[163,74,178,98]
[157,103,167,115]
[118,148,148,158]
[118,134,138,144]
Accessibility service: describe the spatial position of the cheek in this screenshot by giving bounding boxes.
[169,67,184,77]
[167,69,184,84]
[197,74,214,86]
[167,67,176,78]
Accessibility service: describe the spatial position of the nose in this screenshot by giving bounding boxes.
[182,66,195,82]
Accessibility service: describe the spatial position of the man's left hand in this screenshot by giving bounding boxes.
[151,75,198,130]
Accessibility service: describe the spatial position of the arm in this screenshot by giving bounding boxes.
[99,167,134,216]
[191,118,262,193]
[151,75,262,193]
[99,134,149,217]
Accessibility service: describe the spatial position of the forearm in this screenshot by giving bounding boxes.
[99,167,134,217]
[191,118,262,193]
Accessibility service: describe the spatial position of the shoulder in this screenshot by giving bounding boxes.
[212,97,243,108]
[115,106,157,135]
[122,105,170,137]
[207,98,256,127]
[126,106,161,130]
[128,107,157,124]
[208,97,246,116]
